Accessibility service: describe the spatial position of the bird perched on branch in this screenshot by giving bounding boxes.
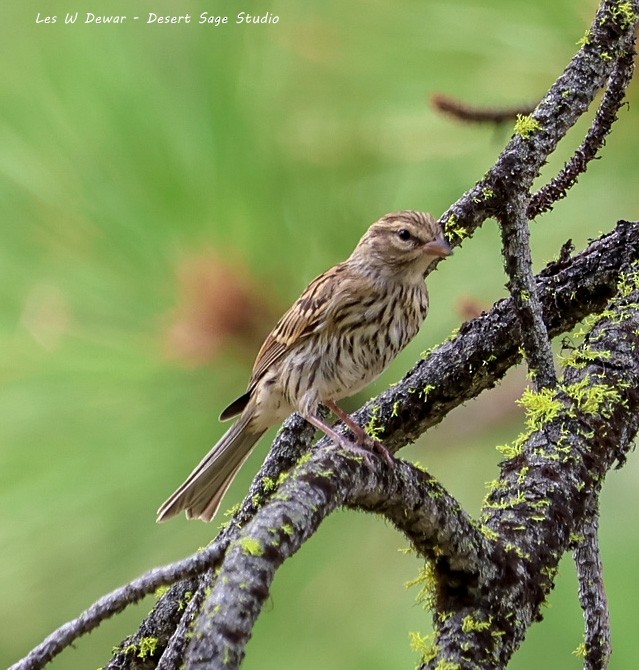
[157,211,452,522]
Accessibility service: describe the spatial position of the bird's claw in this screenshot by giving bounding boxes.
[354,431,395,467]
[368,438,396,467]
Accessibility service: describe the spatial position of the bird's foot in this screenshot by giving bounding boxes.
[306,413,394,468]
[365,438,395,468]
[323,401,396,467]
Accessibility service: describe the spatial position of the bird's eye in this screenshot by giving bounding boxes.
[397,229,412,242]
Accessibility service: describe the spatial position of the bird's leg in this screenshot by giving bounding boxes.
[305,413,363,451]
[324,400,395,466]
[305,412,378,469]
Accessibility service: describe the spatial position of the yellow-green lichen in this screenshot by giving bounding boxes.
[405,561,437,611]
[617,266,639,297]
[560,345,611,370]
[435,661,461,670]
[484,479,507,497]
[445,214,469,243]
[514,114,542,139]
[120,643,137,656]
[478,523,500,542]
[412,460,429,473]
[177,590,193,612]
[154,585,169,599]
[540,564,559,581]
[276,469,290,488]
[577,29,592,47]
[572,641,588,658]
[420,384,435,401]
[473,187,495,204]
[563,376,622,418]
[281,523,294,536]
[409,631,438,664]
[496,441,525,460]
[262,476,277,492]
[365,405,385,441]
[482,354,497,367]
[517,466,530,484]
[225,502,241,517]
[518,386,563,429]
[484,491,526,511]
[238,537,264,557]
[461,615,492,634]
[120,637,159,661]
[296,451,314,467]
[503,541,531,560]
[607,1,637,29]
[574,265,639,338]
[138,637,159,660]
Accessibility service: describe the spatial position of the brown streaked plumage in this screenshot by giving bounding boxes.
[157,211,451,522]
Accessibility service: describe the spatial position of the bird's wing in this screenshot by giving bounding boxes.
[247,263,349,389]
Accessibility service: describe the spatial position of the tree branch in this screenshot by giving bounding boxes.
[10,221,638,670]
[8,552,223,670]
[106,413,318,670]
[185,241,639,670]
[498,192,557,389]
[425,263,639,668]
[9,2,638,668]
[185,449,495,668]
[573,497,611,670]
[528,48,636,219]
[442,0,638,244]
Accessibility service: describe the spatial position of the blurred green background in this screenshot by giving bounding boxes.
[2,0,638,668]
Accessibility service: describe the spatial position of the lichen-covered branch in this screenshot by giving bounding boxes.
[185,449,492,668]
[105,413,318,670]
[11,221,637,670]
[442,0,638,244]
[498,192,557,389]
[113,221,639,670]
[187,244,639,670]
[528,48,636,219]
[423,265,639,669]
[346,220,639,453]
[9,3,639,669]
[572,497,611,670]
[9,550,223,670]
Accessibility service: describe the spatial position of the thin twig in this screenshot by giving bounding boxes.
[573,497,611,670]
[441,0,638,244]
[430,93,535,124]
[9,546,226,670]
[529,48,636,219]
[498,192,557,389]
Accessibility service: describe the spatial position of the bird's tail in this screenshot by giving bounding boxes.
[156,413,265,522]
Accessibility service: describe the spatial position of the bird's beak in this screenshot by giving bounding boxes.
[423,238,453,258]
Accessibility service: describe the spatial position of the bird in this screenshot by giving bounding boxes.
[157,211,452,522]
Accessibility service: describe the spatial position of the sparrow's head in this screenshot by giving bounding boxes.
[352,210,452,279]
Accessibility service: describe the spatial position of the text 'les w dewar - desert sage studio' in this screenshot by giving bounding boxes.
[35,12,280,26]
